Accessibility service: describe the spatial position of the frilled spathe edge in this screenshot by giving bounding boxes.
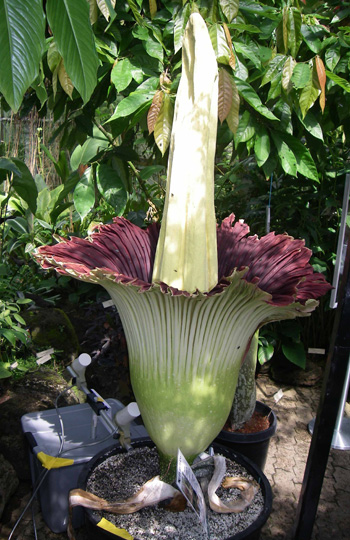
[35,214,332,305]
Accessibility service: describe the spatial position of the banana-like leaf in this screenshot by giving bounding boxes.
[46,0,98,104]
[0,0,45,111]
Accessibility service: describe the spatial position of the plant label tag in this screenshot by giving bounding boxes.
[308,348,326,355]
[36,354,51,365]
[274,388,284,403]
[102,299,114,308]
[10,361,18,370]
[36,348,55,358]
[176,449,209,537]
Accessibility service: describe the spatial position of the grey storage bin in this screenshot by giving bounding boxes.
[21,398,148,533]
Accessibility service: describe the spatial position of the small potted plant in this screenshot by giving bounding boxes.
[35,12,331,540]
[215,331,278,470]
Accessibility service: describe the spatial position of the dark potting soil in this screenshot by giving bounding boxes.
[223,412,270,434]
[86,446,264,540]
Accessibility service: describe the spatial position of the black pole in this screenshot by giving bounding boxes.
[293,236,350,539]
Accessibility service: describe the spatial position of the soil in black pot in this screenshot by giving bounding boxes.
[85,446,265,540]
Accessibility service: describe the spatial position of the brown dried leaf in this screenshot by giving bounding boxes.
[218,68,233,124]
[223,23,236,69]
[315,56,326,112]
[147,90,164,134]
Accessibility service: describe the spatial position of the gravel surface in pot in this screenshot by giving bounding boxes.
[86,447,264,539]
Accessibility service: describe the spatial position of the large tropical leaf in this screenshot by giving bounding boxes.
[96,163,127,215]
[10,159,38,214]
[0,0,45,111]
[46,0,99,104]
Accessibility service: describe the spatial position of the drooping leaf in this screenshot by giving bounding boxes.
[109,79,158,121]
[127,0,144,25]
[325,70,350,93]
[154,93,174,156]
[46,0,99,104]
[282,56,296,93]
[58,60,74,98]
[70,131,110,170]
[271,132,297,177]
[73,167,95,220]
[218,68,233,124]
[291,63,311,89]
[282,340,306,369]
[209,24,232,65]
[261,55,285,87]
[296,110,323,141]
[111,58,133,92]
[235,78,279,121]
[10,159,38,214]
[233,41,261,70]
[87,0,98,24]
[325,46,340,71]
[254,127,270,167]
[173,3,191,54]
[226,78,240,134]
[222,23,236,69]
[281,133,319,182]
[220,0,239,23]
[149,0,157,19]
[147,90,164,134]
[286,7,302,58]
[0,0,45,111]
[315,56,326,112]
[299,65,320,118]
[0,157,22,178]
[96,0,116,21]
[96,163,127,215]
[234,110,255,147]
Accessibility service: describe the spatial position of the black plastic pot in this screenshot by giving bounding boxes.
[215,401,277,471]
[77,437,272,540]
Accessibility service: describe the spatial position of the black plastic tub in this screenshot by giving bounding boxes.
[77,438,272,540]
[215,401,277,471]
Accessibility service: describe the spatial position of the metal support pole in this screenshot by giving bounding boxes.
[293,238,350,540]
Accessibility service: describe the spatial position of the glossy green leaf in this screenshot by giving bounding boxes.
[74,167,95,220]
[234,111,255,147]
[109,79,158,121]
[46,0,99,103]
[0,0,45,111]
[173,3,191,53]
[234,41,261,70]
[70,129,110,169]
[258,341,274,365]
[261,54,285,86]
[6,217,28,235]
[282,56,296,93]
[235,78,279,121]
[325,46,341,71]
[299,68,320,118]
[271,132,297,177]
[220,0,239,22]
[254,127,270,167]
[291,63,311,89]
[10,159,38,214]
[96,163,127,215]
[127,0,144,25]
[281,133,319,182]
[0,328,16,347]
[297,110,324,141]
[286,7,302,58]
[111,59,133,92]
[282,340,306,369]
[0,157,22,178]
[325,70,350,93]
[226,77,240,134]
[143,33,163,63]
[209,24,231,64]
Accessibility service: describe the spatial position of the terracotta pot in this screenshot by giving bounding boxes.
[215,401,277,471]
[77,438,272,540]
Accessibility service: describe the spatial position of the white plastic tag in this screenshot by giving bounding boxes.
[176,449,208,537]
[274,388,284,403]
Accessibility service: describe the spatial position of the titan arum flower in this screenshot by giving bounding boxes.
[35,14,331,472]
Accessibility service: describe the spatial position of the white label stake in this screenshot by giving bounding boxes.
[176,449,209,537]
